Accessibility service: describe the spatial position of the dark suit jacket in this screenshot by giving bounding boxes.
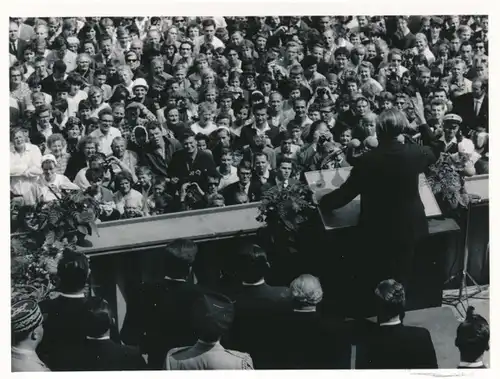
[319,140,436,244]
[356,322,438,369]
[139,137,183,178]
[37,296,90,370]
[240,124,281,149]
[10,38,29,60]
[54,339,146,371]
[167,149,216,183]
[274,311,352,369]
[120,279,206,369]
[224,283,293,369]
[453,93,489,133]
[222,180,264,205]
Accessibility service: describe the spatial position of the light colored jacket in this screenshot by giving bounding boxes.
[11,347,50,372]
[166,340,253,370]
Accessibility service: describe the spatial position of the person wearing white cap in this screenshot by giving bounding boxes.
[131,78,149,104]
[30,154,79,204]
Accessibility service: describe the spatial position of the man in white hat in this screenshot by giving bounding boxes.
[11,299,50,372]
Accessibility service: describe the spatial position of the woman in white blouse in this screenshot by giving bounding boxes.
[31,155,79,204]
[10,128,42,205]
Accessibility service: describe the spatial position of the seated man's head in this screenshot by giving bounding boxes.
[290,274,323,310]
[236,244,269,283]
[455,306,490,363]
[83,297,115,338]
[11,300,44,348]
[85,167,105,194]
[57,251,90,294]
[164,238,198,280]
[191,293,234,343]
[374,279,406,323]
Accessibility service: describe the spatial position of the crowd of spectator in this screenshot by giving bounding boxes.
[10,15,489,222]
[12,240,490,371]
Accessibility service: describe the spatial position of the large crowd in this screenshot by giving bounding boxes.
[12,241,490,371]
[10,15,489,221]
[10,15,490,371]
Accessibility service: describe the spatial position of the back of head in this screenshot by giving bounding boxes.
[290,274,323,309]
[374,279,406,322]
[455,306,490,362]
[83,297,113,338]
[236,244,269,283]
[164,239,198,279]
[376,108,407,141]
[57,250,90,294]
[191,292,235,342]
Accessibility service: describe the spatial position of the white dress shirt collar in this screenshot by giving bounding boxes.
[59,292,86,298]
[458,360,485,368]
[242,278,265,286]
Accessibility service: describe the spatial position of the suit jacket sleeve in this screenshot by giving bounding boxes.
[319,161,362,211]
[417,329,438,369]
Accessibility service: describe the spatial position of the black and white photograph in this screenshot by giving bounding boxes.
[8,6,491,373]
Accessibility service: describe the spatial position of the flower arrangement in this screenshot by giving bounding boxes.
[426,152,475,215]
[11,237,74,303]
[257,182,316,233]
[17,190,100,247]
[11,190,98,302]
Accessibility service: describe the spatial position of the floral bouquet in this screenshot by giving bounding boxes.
[257,182,316,233]
[11,238,75,303]
[426,152,476,214]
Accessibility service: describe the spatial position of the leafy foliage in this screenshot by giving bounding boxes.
[16,190,101,247]
[426,153,473,214]
[257,183,316,233]
[11,190,99,302]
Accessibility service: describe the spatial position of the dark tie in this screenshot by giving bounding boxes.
[10,41,17,56]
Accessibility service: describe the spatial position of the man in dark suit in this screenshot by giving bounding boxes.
[41,60,68,98]
[456,306,489,369]
[167,129,216,185]
[224,244,293,369]
[120,239,205,369]
[37,251,91,370]
[9,21,29,61]
[264,157,299,190]
[275,274,351,369]
[453,78,489,134]
[56,297,146,371]
[222,160,263,205]
[320,109,437,315]
[356,279,438,369]
[139,120,182,178]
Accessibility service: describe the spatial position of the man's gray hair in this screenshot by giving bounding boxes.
[290,274,323,306]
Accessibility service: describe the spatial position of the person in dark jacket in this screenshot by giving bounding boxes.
[224,244,293,369]
[167,129,216,185]
[139,120,182,178]
[222,160,263,205]
[275,274,351,369]
[356,279,438,369]
[120,239,205,369]
[456,306,489,369]
[37,251,91,370]
[319,109,436,316]
[56,297,146,371]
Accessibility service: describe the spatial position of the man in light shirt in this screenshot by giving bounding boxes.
[90,108,122,156]
[195,19,225,53]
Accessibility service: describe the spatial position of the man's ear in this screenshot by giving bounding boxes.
[31,329,39,341]
[454,337,459,348]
